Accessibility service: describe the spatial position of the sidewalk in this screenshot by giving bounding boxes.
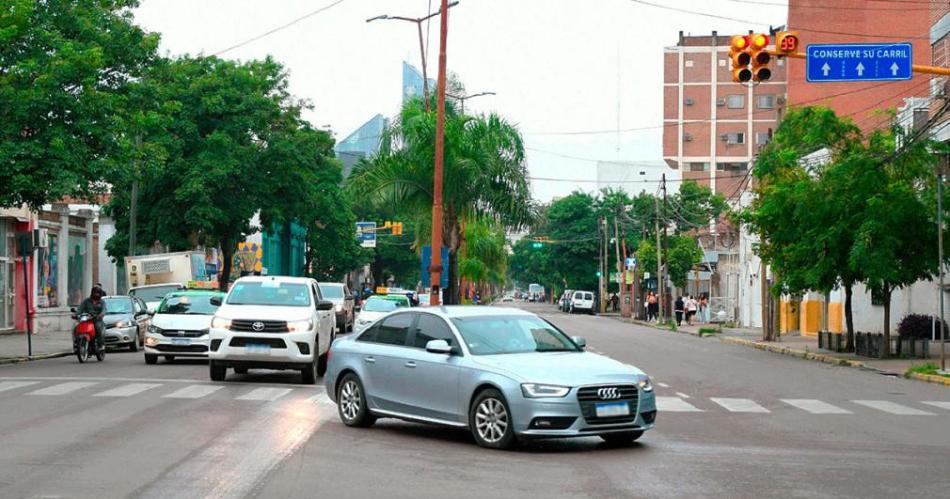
[0,328,73,363]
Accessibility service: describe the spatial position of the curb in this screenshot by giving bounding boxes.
[905,371,950,386]
[0,351,72,365]
[719,336,870,369]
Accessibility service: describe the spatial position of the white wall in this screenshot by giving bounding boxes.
[98,216,117,295]
[849,279,948,335]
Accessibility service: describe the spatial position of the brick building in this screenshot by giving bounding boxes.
[663,31,787,200]
[787,0,931,132]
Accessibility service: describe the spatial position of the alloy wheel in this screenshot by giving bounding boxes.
[475,398,509,444]
[340,380,362,422]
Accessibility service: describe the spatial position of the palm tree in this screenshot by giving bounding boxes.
[347,98,533,303]
[459,217,509,300]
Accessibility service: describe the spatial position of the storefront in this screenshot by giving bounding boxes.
[0,206,33,333]
[33,205,96,335]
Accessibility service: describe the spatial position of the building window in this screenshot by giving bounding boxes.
[727,95,744,109]
[721,132,745,145]
[688,162,710,172]
[67,235,85,307]
[38,234,58,308]
[717,162,749,171]
[756,132,771,145]
[757,95,775,109]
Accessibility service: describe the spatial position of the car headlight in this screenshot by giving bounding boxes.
[113,320,129,328]
[148,325,163,335]
[335,304,343,312]
[145,336,160,347]
[211,317,231,330]
[638,376,654,393]
[287,319,313,332]
[521,383,571,398]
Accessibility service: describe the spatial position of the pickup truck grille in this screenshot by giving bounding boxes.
[230,319,288,333]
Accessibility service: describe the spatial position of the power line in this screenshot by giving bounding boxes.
[723,0,936,11]
[527,172,755,184]
[628,0,930,40]
[213,0,348,56]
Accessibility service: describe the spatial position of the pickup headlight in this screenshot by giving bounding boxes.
[148,325,163,335]
[287,320,313,332]
[521,383,571,398]
[638,376,654,393]
[211,317,231,330]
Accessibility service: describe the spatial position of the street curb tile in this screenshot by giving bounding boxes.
[905,372,950,387]
[0,351,72,365]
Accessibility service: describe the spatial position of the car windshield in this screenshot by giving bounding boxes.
[362,298,398,312]
[452,315,580,355]
[320,285,345,299]
[158,294,221,315]
[103,297,134,314]
[382,296,410,307]
[130,285,183,302]
[226,281,311,307]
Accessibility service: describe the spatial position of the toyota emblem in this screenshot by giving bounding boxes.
[251,321,265,332]
[597,387,621,400]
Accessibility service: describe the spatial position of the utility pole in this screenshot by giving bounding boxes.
[654,196,664,324]
[939,157,947,373]
[129,134,141,257]
[660,173,668,323]
[613,206,624,315]
[620,209,632,318]
[428,0,450,306]
[600,216,608,313]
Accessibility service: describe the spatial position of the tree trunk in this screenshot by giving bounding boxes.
[844,284,855,351]
[371,251,383,289]
[445,248,460,304]
[881,286,892,359]
[219,239,233,293]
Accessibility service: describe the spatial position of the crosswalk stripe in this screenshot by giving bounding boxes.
[237,387,292,401]
[655,396,703,412]
[780,399,852,414]
[921,401,950,411]
[309,391,335,406]
[28,382,98,396]
[657,382,670,388]
[852,400,935,416]
[0,381,41,393]
[163,385,223,399]
[710,397,771,413]
[94,383,162,397]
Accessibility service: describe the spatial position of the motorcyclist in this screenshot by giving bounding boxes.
[77,286,106,351]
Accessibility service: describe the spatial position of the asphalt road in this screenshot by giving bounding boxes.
[1,301,948,499]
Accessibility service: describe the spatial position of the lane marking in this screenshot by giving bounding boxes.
[675,392,690,399]
[94,383,162,397]
[0,381,40,393]
[237,387,292,401]
[657,382,670,388]
[655,396,703,412]
[780,399,852,414]
[163,385,224,399]
[308,390,335,406]
[27,381,98,396]
[921,401,950,411]
[852,400,935,416]
[0,376,308,388]
[710,397,771,413]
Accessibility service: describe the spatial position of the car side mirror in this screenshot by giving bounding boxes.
[572,336,587,349]
[425,339,453,355]
[147,310,155,317]
[209,296,222,306]
[317,300,334,311]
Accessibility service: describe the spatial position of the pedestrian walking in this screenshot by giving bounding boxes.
[610,293,619,312]
[674,296,684,326]
[699,295,709,323]
[647,292,658,322]
[686,295,698,326]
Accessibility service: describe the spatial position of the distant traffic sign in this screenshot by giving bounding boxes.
[806,43,912,82]
[356,222,376,248]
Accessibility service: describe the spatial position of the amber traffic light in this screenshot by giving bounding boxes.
[749,33,771,82]
[730,35,752,83]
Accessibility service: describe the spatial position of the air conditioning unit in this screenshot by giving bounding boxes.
[32,228,49,249]
[716,99,726,107]
[720,134,730,142]
[776,96,786,105]
[684,98,695,106]
[684,134,694,142]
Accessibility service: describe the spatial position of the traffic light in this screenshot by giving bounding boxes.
[392,222,403,235]
[730,35,752,83]
[775,31,799,55]
[532,242,543,249]
[749,33,771,82]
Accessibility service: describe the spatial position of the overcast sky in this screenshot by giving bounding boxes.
[133,0,786,201]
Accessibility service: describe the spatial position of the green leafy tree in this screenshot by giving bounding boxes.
[1,0,158,208]
[636,236,702,289]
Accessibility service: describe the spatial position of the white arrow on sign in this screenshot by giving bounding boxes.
[856,62,865,76]
[890,62,900,76]
[821,63,831,76]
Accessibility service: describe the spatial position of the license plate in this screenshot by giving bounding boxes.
[595,401,630,418]
[246,343,271,355]
[171,338,191,346]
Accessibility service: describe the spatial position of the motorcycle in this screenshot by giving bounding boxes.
[71,310,105,363]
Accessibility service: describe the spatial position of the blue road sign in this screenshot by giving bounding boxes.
[420,246,449,289]
[807,43,913,83]
[356,222,376,248]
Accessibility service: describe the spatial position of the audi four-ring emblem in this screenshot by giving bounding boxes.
[251,321,265,332]
[597,387,621,400]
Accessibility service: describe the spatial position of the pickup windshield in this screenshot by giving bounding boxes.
[226,282,311,307]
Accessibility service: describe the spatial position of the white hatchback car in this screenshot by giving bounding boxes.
[208,276,336,384]
[144,290,224,364]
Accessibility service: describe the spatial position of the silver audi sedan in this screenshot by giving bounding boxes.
[324,306,656,449]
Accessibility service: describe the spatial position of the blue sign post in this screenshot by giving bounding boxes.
[806,43,913,83]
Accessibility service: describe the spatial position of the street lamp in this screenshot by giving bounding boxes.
[366,1,459,111]
[447,91,496,114]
